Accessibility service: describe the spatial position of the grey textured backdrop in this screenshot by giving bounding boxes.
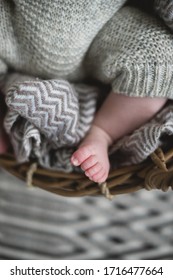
[0,169,173,260]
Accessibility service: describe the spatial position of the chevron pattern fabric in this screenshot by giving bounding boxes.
[110,102,173,167]
[3,74,173,172]
[4,74,97,171]
[6,80,81,146]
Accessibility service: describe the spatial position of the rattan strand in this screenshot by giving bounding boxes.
[0,148,173,198]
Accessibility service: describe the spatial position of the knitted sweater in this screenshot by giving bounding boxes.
[0,0,173,98]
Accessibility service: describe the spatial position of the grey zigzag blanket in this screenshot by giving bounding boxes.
[4,74,97,172]
[3,74,173,172]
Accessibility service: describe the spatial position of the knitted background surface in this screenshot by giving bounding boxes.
[0,169,173,260]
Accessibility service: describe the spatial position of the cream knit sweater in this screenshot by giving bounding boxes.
[1,0,173,98]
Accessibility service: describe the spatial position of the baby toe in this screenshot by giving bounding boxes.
[80,155,97,171]
[85,162,102,178]
[71,145,94,166]
[90,169,106,182]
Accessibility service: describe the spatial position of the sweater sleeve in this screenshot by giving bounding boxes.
[85,6,173,98]
[0,0,12,81]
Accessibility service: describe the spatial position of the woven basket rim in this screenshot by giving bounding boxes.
[0,148,173,199]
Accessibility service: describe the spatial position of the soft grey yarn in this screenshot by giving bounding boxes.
[4,74,98,172]
[155,0,173,30]
[1,0,173,98]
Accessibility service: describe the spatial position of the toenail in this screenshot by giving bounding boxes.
[71,157,79,166]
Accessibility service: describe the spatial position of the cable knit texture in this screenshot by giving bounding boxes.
[0,0,173,97]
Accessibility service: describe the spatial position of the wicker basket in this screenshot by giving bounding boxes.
[0,147,173,199]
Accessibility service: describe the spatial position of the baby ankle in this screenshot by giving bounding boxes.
[90,124,113,146]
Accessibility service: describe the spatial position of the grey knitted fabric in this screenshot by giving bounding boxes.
[110,102,173,167]
[0,0,173,98]
[0,0,126,81]
[4,74,98,172]
[85,5,173,98]
[155,0,173,30]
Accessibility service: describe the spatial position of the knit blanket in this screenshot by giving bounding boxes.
[3,74,173,172]
[2,74,97,172]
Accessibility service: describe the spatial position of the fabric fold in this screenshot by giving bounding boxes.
[110,102,173,167]
[4,74,98,172]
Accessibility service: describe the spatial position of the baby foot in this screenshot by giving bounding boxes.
[71,125,112,183]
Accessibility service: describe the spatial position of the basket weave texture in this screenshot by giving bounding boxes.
[0,148,173,199]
